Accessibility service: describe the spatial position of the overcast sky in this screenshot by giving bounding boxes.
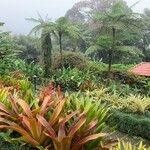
[0,0,150,34]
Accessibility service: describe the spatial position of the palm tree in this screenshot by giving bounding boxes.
[27,14,55,78]
[87,0,142,73]
[54,17,80,65]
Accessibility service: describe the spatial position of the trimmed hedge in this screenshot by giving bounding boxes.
[107,109,150,140]
[0,137,38,150]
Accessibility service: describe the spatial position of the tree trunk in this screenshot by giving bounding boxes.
[59,32,63,68]
[108,27,116,74]
[41,31,52,78]
[108,51,112,73]
[143,35,147,61]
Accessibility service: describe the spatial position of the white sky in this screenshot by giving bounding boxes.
[0,0,149,34]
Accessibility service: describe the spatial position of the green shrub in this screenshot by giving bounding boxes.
[112,64,134,71]
[52,68,97,91]
[52,51,88,69]
[0,137,37,150]
[107,109,150,140]
[100,70,150,96]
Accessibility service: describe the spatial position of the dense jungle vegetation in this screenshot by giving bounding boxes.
[0,0,150,149]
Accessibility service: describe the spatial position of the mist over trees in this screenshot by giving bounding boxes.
[1,0,150,74]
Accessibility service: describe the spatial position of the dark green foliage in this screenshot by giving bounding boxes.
[0,23,21,75]
[14,35,41,63]
[100,70,150,95]
[27,14,55,78]
[52,67,97,91]
[87,1,142,69]
[52,51,88,69]
[0,137,38,150]
[107,109,150,140]
[41,31,52,78]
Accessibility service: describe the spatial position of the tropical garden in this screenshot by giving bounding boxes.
[0,0,150,149]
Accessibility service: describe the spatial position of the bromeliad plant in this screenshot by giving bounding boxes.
[110,141,150,150]
[65,91,113,149]
[0,77,34,106]
[125,94,150,113]
[0,83,110,150]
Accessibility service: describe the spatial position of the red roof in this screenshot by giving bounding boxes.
[128,62,150,76]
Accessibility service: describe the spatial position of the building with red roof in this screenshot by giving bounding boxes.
[128,62,150,76]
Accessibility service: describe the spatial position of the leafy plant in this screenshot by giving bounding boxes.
[0,83,111,150]
[110,141,150,150]
[65,91,112,149]
[0,77,34,105]
[52,67,97,91]
[125,94,150,113]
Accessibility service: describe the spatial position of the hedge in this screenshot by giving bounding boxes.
[0,137,38,150]
[107,109,150,140]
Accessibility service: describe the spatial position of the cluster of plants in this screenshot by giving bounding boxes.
[0,79,149,149]
[52,51,88,70]
[66,87,150,142]
[1,0,150,148]
[0,74,35,104]
[0,81,120,150]
[110,141,150,150]
[52,67,98,91]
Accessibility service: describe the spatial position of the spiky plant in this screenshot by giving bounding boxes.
[110,141,150,150]
[0,83,111,150]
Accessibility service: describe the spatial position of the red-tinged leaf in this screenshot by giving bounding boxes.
[8,95,19,114]
[57,108,80,141]
[36,114,57,138]
[80,119,98,135]
[0,102,12,115]
[52,137,72,150]
[49,99,65,126]
[40,95,51,115]
[22,116,32,134]
[0,112,16,120]
[74,133,108,146]
[0,116,17,125]
[17,99,33,118]
[58,122,66,141]
[57,85,61,98]
[0,125,39,146]
[28,118,42,141]
[60,110,80,125]
[68,112,85,133]
[102,140,118,149]
[68,114,86,137]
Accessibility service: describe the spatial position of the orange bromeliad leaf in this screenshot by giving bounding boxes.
[58,110,80,141]
[0,112,16,120]
[8,95,19,114]
[0,102,13,115]
[75,133,108,145]
[49,99,65,125]
[36,114,57,138]
[68,113,86,136]
[17,99,33,118]
[39,95,51,115]
[0,125,40,146]
[71,133,108,150]
[80,119,98,135]
[57,85,61,98]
